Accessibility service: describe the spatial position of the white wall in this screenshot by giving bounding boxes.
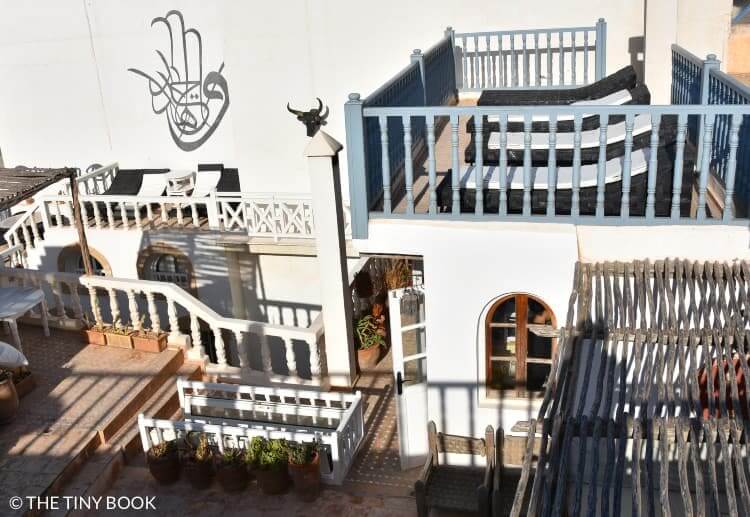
[0,1,643,197]
[28,226,329,327]
[359,219,750,437]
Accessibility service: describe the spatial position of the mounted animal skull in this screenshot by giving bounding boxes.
[287,97,330,137]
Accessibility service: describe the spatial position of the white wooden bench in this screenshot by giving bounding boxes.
[138,379,365,485]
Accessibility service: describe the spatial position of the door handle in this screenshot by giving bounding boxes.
[396,372,412,395]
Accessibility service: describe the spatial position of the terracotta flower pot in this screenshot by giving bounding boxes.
[698,356,749,419]
[146,448,180,485]
[184,459,213,489]
[106,331,134,349]
[256,467,290,495]
[357,345,381,370]
[132,332,168,354]
[13,371,36,399]
[83,328,107,346]
[0,375,19,424]
[289,452,321,502]
[216,462,249,492]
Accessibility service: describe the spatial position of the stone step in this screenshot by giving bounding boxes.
[28,347,187,516]
[49,359,203,516]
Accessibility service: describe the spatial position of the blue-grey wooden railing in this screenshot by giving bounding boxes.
[672,44,750,217]
[424,31,457,107]
[453,19,606,91]
[345,103,750,238]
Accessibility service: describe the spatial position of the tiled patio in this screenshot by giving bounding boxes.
[0,324,183,513]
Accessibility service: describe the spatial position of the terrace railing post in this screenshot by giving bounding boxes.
[595,18,607,80]
[306,130,357,388]
[697,54,720,167]
[344,93,368,239]
[445,26,459,96]
[411,49,427,106]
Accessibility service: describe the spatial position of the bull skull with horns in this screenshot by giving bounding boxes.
[287,98,329,137]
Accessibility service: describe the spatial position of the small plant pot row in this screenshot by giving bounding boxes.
[83,326,167,353]
[146,435,321,501]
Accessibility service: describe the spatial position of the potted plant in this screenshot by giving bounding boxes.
[288,441,321,502]
[244,435,265,471]
[215,447,248,492]
[82,315,108,346]
[355,314,385,370]
[106,320,134,349]
[182,433,214,489]
[146,440,180,485]
[0,369,19,424]
[11,366,36,399]
[132,329,168,354]
[255,439,290,495]
[385,259,412,290]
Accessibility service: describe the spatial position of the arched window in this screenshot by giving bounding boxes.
[149,254,190,287]
[57,246,111,276]
[137,245,194,290]
[486,294,556,395]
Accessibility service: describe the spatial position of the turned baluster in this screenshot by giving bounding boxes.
[52,280,65,318]
[105,202,115,228]
[212,327,227,366]
[127,290,141,331]
[69,281,84,320]
[91,200,102,229]
[134,203,143,230]
[167,298,180,339]
[29,217,41,246]
[145,291,160,333]
[145,203,154,223]
[160,203,168,224]
[88,286,103,326]
[284,337,297,379]
[190,313,204,357]
[260,333,273,376]
[309,335,321,382]
[21,222,32,249]
[80,201,89,229]
[108,287,121,327]
[233,329,248,369]
[119,201,128,229]
[176,204,184,225]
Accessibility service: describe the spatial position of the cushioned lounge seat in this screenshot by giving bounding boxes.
[466,84,651,134]
[436,141,696,218]
[465,115,677,167]
[476,65,637,106]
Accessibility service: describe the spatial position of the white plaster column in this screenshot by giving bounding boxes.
[305,130,356,388]
[225,247,247,319]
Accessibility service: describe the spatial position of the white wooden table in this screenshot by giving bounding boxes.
[166,170,196,196]
[0,287,49,353]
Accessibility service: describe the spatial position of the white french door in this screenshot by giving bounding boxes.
[388,286,428,470]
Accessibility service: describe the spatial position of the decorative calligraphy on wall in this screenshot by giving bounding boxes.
[128,10,229,152]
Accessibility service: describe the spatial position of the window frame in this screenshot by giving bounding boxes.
[484,293,557,397]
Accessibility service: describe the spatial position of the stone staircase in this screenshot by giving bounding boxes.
[32,345,203,517]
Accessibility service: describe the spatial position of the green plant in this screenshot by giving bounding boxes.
[184,433,213,463]
[356,315,385,350]
[244,436,266,466]
[288,441,319,465]
[218,447,244,466]
[257,439,288,471]
[149,440,177,459]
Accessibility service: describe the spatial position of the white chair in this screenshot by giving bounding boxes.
[138,174,167,197]
[190,171,222,197]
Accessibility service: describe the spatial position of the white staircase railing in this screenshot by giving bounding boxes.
[0,267,327,387]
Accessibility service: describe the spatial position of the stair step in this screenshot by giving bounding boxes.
[52,360,203,516]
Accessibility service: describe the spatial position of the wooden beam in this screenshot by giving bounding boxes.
[68,171,93,277]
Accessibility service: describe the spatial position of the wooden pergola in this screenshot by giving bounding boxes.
[0,167,93,275]
[511,260,750,516]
